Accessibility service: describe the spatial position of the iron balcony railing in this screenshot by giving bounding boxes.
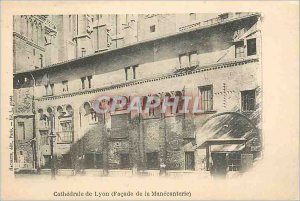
[179,12,258,32]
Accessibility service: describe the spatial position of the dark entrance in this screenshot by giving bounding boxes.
[120,153,130,169]
[211,153,227,177]
[146,152,159,170]
[185,152,195,170]
[61,154,72,169]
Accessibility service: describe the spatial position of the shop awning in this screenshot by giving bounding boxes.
[211,143,245,152]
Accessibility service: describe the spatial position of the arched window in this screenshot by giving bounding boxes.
[175,91,184,114]
[83,102,91,116]
[57,106,64,118]
[66,105,73,116]
[81,102,97,125]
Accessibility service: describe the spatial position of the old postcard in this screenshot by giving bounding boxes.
[0,1,299,200]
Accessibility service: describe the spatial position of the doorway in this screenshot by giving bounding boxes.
[120,153,130,169]
[211,152,227,177]
[185,151,195,170]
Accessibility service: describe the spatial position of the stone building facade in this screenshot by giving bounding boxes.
[13,13,262,176]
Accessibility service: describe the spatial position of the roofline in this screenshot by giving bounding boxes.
[13,13,260,76]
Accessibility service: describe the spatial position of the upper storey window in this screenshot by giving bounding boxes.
[125,65,138,81]
[179,52,198,68]
[241,89,255,112]
[150,25,156,33]
[81,48,86,57]
[81,76,92,90]
[235,41,245,58]
[45,84,54,96]
[39,54,43,68]
[62,80,68,92]
[189,13,196,21]
[247,38,257,56]
[235,38,257,58]
[199,85,213,112]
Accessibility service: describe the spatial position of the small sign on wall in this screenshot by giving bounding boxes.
[241,154,253,172]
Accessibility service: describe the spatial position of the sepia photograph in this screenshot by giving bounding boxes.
[12,12,262,179]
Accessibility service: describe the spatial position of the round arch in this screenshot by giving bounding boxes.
[201,111,260,136]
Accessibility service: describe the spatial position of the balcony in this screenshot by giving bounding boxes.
[179,12,258,32]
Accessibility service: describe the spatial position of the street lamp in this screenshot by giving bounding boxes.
[48,132,56,179]
[47,111,56,180]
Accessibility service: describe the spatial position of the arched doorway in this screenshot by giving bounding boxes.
[196,112,261,176]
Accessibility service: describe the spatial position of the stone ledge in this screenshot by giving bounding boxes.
[36,57,259,102]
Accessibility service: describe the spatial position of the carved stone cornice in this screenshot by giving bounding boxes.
[36,57,259,102]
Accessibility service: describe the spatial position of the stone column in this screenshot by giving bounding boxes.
[158,116,167,176]
[102,113,110,176]
[128,115,140,175]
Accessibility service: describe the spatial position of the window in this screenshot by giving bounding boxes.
[150,25,156,33]
[125,65,138,81]
[87,76,92,88]
[50,84,54,95]
[199,85,213,112]
[241,90,255,112]
[146,152,159,170]
[179,54,189,68]
[81,77,86,90]
[189,13,196,21]
[33,48,35,56]
[247,38,256,56]
[62,80,68,92]
[57,120,73,143]
[17,122,25,140]
[81,76,92,90]
[189,52,198,66]
[84,153,103,169]
[185,152,195,170]
[235,41,244,58]
[132,65,137,79]
[228,153,241,171]
[120,153,130,169]
[39,54,43,68]
[90,109,98,123]
[179,52,198,68]
[45,84,54,96]
[81,48,86,57]
[125,67,130,81]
